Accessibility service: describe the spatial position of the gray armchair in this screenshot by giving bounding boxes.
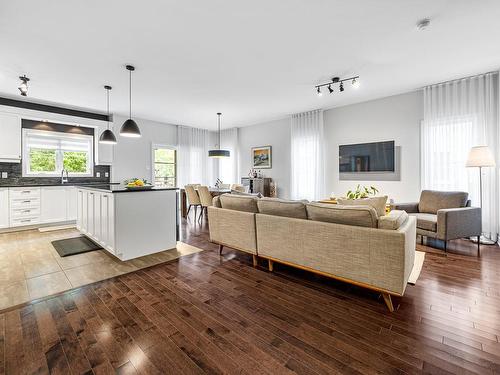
[392,190,481,255]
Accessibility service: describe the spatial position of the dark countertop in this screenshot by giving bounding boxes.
[75,184,179,193]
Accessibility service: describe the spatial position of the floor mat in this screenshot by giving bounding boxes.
[52,236,102,257]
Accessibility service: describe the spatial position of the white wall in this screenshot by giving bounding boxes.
[238,118,291,198]
[237,90,423,201]
[324,90,423,202]
[111,115,178,183]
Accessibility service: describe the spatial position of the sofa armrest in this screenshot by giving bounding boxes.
[437,207,481,240]
[391,202,419,213]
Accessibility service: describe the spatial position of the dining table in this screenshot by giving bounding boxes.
[180,187,231,218]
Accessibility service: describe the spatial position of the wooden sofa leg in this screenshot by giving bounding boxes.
[219,244,223,255]
[252,255,258,267]
[268,259,274,272]
[382,293,394,312]
[444,240,447,253]
[420,235,423,245]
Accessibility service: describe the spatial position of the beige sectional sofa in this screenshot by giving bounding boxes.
[208,195,417,311]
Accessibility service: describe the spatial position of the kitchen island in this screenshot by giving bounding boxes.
[76,184,178,261]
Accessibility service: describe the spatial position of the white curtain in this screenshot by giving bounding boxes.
[177,126,218,187]
[290,109,325,201]
[219,128,240,184]
[421,72,499,240]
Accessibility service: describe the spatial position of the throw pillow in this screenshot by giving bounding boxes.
[337,195,388,217]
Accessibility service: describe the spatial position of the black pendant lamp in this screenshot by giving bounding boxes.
[99,85,117,144]
[208,112,230,158]
[120,65,141,138]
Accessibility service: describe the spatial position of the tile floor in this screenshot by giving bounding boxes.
[0,228,202,310]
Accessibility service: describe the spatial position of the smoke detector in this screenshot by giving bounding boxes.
[416,18,431,31]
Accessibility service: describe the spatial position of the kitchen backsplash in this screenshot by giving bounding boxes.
[0,162,111,186]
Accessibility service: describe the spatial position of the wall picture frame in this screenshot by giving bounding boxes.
[252,146,272,169]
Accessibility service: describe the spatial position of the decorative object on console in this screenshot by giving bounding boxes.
[269,181,277,198]
[241,177,272,197]
[18,75,30,96]
[120,65,141,138]
[315,75,359,96]
[208,113,230,158]
[99,85,117,144]
[345,185,379,199]
[252,146,272,169]
[466,145,496,245]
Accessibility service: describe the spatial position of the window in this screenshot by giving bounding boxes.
[153,145,176,187]
[23,129,94,177]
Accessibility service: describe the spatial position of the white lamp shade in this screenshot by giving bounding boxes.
[466,146,496,167]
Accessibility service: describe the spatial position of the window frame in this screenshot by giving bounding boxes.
[22,128,94,177]
[151,143,177,188]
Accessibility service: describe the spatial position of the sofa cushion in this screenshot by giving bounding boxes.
[378,210,408,230]
[257,198,308,219]
[219,194,259,213]
[418,190,468,214]
[306,203,378,228]
[212,195,222,208]
[410,213,437,232]
[337,196,388,217]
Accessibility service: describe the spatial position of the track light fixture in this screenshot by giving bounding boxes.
[18,75,30,96]
[315,75,359,96]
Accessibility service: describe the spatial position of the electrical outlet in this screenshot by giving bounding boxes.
[105,172,109,177]
[1,172,7,179]
[96,172,101,178]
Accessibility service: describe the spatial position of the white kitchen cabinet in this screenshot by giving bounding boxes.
[0,113,21,162]
[0,189,9,228]
[9,187,41,227]
[66,186,77,221]
[96,123,114,165]
[41,187,67,223]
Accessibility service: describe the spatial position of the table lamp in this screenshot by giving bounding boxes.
[466,145,496,244]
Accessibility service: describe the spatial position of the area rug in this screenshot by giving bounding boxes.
[51,236,102,257]
[408,250,425,285]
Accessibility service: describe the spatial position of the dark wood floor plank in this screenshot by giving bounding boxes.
[2,219,500,374]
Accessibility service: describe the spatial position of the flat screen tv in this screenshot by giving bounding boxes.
[339,141,395,173]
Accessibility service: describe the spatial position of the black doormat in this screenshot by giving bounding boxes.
[51,236,102,257]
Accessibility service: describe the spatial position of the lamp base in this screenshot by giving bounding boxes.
[470,235,497,245]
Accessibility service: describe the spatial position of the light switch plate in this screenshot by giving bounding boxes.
[96,172,101,178]
[1,172,7,179]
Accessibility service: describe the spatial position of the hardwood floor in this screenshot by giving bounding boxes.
[1,217,500,374]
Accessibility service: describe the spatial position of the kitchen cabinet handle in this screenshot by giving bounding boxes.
[20,219,31,223]
[21,191,30,194]
[22,209,31,213]
[22,200,31,203]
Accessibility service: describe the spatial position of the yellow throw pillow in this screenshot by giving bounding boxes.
[337,195,388,217]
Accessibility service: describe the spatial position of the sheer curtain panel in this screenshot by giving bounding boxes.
[290,109,325,201]
[421,72,499,241]
[177,126,217,187]
[219,128,239,184]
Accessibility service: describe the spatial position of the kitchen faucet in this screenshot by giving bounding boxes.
[61,168,69,184]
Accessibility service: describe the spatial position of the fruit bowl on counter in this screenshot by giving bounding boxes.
[123,178,154,190]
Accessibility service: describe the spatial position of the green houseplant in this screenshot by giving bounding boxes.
[346,185,379,200]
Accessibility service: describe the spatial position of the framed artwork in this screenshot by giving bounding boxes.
[252,146,272,169]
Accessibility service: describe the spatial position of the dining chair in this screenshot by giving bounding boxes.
[230,183,246,193]
[185,184,202,220]
[197,185,214,222]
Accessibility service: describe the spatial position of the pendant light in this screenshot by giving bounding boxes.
[120,65,141,137]
[208,112,230,158]
[99,85,117,144]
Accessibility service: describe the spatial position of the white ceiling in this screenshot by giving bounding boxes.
[1,0,500,129]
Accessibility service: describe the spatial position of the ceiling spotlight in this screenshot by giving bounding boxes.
[317,87,322,97]
[18,75,30,96]
[328,84,334,94]
[416,18,431,31]
[339,82,344,92]
[352,78,360,89]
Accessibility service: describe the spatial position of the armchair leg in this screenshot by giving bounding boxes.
[219,244,223,255]
[381,293,394,312]
[420,235,423,245]
[444,240,447,253]
[477,235,481,257]
[252,255,258,267]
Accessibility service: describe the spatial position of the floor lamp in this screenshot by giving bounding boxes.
[466,145,496,245]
